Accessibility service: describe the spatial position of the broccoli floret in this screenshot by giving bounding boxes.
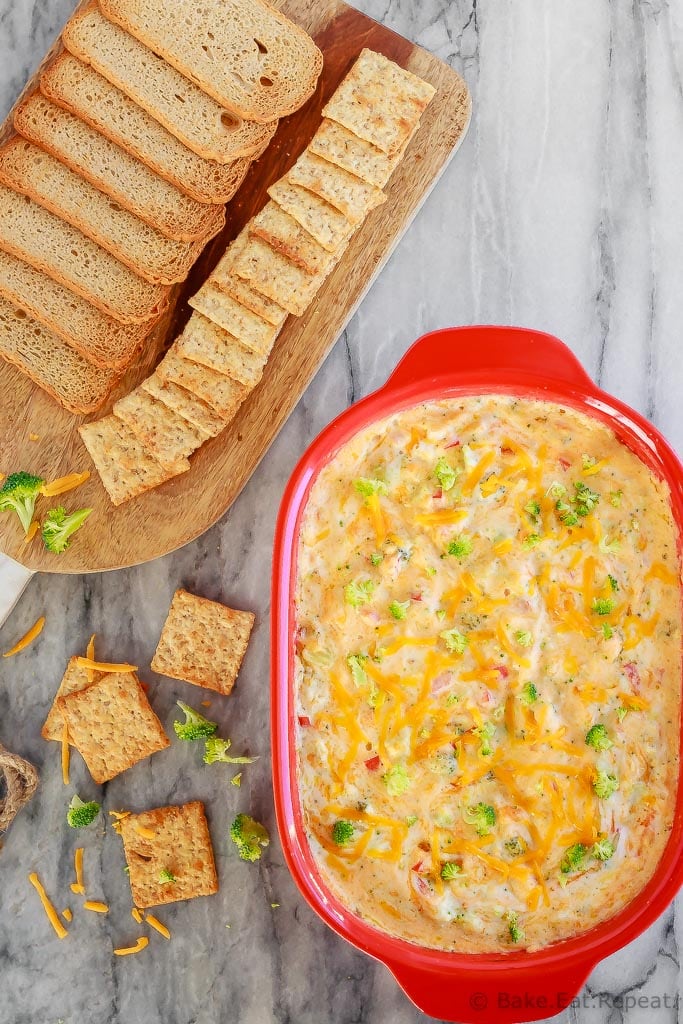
[585,723,612,751]
[434,457,458,492]
[382,763,411,796]
[332,820,354,846]
[556,499,579,526]
[524,500,541,520]
[389,600,410,620]
[515,629,533,647]
[560,843,587,874]
[504,836,526,857]
[440,862,462,880]
[346,653,368,686]
[230,813,270,862]
[506,911,524,944]
[519,682,538,706]
[439,628,468,654]
[592,837,616,861]
[158,868,176,884]
[67,794,101,828]
[447,535,473,559]
[592,597,614,616]
[370,552,384,566]
[41,506,92,553]
[0,472,44,533]
[474,722,495,757]
[574,482,600,515]
[522,534,542,549]
[344,579,375,608]
[593,770,619,799]
[203,737,258,765]
[463,802,496,836]
[354,478,387,498]
[173,700,218,741]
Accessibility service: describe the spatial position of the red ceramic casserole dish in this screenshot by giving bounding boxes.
[271,325,683,1023]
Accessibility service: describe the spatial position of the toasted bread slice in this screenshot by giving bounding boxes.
[99,0,323,123]
[0,250,154,369]
[0,296,119,414]
[0,184,169,324]
[14,93,224,242]
[41,54,254,204]
[0,138,219,285]
[63,5,278,163]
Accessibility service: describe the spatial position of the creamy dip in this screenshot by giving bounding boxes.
[294,396,681,952]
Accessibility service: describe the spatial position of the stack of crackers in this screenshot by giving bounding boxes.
[0,0,322,414]
[79,49,436,505]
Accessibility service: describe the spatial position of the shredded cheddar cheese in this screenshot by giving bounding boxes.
[41,471,90,497]
[3,616,45,657]
[84,901,109,914]
[70,847,85,895]
[131,908,144,924]
[28,873,68,939]
[74,657,137,673]
[114,936,149,956]
[146,914,171,939]
[62,908,73,922]
[23,521,39,543]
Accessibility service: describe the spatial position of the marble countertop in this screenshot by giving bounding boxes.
[1,1,683,1022]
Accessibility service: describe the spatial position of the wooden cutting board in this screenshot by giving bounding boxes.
[0,0,471,573]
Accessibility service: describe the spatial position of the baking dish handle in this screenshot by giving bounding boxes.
[386,957,595,1024]
[385,326,594,392]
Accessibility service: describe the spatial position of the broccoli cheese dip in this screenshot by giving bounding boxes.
[294,396,682,953]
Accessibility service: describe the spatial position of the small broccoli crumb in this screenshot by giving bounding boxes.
[519,682,538,705]
[592,597,614,616]
[158,868,176,884]
[514,629,533,647]
[67,794,100,828]
[203,736,258,765]
[344,579,375,608]
[370,552,384,566]
[440,862,461,881]
[439,629,468,654]
[463,802,496,836]
[346,653,368,686]
[354,478,388,498]
[593,837,616,861]
[332,820,355,846]
[382,763,411,797]
[560,843,587,874]
[434,457,458,491]
[585,723,613,751]
[593,770,619,799]
[230,814,270,862]
[447,535,473,559]
[406,815,418,827]
[173,701,217,741]
[474,722,495,757]
[504,836,526,857]
[388,600,410,620]
[522,534,542,549]
[506,911,524,944]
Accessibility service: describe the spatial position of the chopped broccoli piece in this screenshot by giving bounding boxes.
[0,472,44,533]
[229,813,270,862]
[592,597,614,616]
[463,802,496,836]
[560,843,587,874]
[585,723,613,751]
[504,836,526,857]
[344,579,375,608]
[382,763,411,797]
[609,490,623,507]
[440,862,462,880]
[434,457,458,492]
[474,721,495,757]
[346,653,368,686]
[574,481,600,515]
[203,737,258,765]
[507,911,524,944]
[67,794,101,828]
[332,820,355,846]
[439,628,468,655]
[447,535,473,559]
[522,534,542,549]
[445,693,460,706]
[406,815,418,827]
[41,505,92,553]
[514,629,533,647]
[389,600,410,620]
[556,500,579,527]
[607,574,619,592]
[370,552,384,566]
[354,478,387,498]
[548,481,566,499]
[581,454,596,471]
[159,868,176,884]
[173,700,218,741]
[524,500,541,520]
[602,623,613,640]
[519,682,538,705]
[593,770,619,799]
[593,837,616,861]
[599,536,621,554]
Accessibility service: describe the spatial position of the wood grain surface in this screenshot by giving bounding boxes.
[0,0,471,573]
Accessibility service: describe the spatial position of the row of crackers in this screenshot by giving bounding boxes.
[80,50,437,505]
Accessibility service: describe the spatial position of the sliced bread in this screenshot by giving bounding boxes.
[0,138,220,285]
[63,6,278,163]
[98,0,323,123]
[0,250,154,369]
[0,296,119,414]
[79,415,187,505]
[14,93,224,242]
[0,184,170,324]
[41,54,253,204]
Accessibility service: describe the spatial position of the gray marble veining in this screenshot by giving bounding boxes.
[1,1,683,1022]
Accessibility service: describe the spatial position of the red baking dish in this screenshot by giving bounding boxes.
[271,325,683,1023]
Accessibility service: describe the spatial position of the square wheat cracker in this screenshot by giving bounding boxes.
[176,312,267,388]
[309,119,405,188]
[57,671,170,784]
[151,588,255,695]
[209,232,288,326]
[79,415,187,507]
[120,801,218,909]
[233,235,344,317]
[268,179,353,253]
[250,201,336,275]
[42,657,105,741]
[157,350,248,420]
[322,48,435,155]
[287,151,386,224]
[189,282,279,356]
[114,387,205,468]
[140,373,226,439]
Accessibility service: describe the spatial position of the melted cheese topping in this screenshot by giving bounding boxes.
[294,396,682,952]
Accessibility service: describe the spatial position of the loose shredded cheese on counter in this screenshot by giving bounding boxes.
[3,616,45,657]
[146,914,171,939]
[28,873,68,939]
[70,847,85,895]
[114,936,149,956]
[84,901,109,914]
